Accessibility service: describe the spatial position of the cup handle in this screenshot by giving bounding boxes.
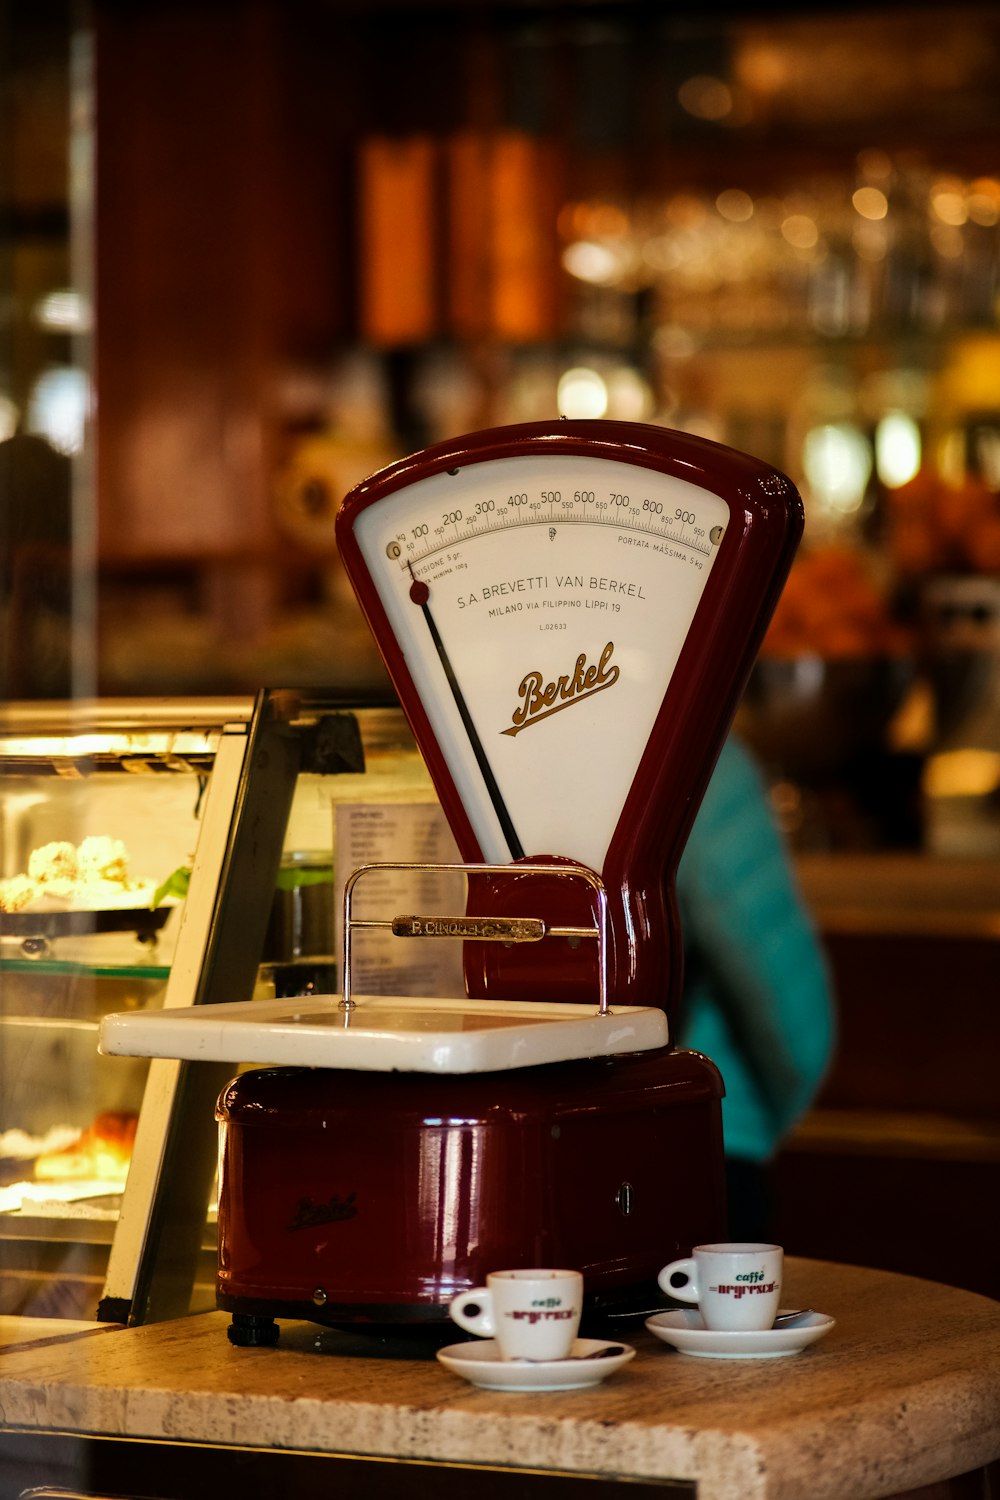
[449,1287,495,1337]
[658,1257,699,1304]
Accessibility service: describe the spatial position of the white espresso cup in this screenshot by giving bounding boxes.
[657,1242,784,1331]
[448,1269,583,1361]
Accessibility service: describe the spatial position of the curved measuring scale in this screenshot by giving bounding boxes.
[336,419,803,1019]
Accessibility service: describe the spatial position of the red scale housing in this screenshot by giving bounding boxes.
[217,1051,724,1327]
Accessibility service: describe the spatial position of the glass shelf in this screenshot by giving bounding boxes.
[0,956,171,981]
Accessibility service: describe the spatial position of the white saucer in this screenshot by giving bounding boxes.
[645,1308,835,1360]
[436,1337,636,1391]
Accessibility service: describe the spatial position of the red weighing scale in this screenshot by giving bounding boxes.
[99,419,802,1342]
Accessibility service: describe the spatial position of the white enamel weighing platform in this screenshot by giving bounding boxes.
[98,993,669,1074]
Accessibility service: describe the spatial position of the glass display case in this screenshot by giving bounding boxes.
[0,689,441,1323]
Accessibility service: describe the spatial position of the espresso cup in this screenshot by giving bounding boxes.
[448,1269,583,1361]
[657,1242,783,1331]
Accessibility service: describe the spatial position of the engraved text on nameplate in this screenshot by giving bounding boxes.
[390,915,546,942]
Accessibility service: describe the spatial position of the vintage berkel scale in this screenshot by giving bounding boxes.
[99,419,802,1342]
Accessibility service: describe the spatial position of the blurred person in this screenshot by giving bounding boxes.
[676,734,836,1239]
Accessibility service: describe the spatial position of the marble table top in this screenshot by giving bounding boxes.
[2,1258,999,1500]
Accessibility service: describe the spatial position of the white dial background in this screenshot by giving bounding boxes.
[352,455,729,873]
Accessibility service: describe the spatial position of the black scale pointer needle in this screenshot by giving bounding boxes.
[407,564,525,861]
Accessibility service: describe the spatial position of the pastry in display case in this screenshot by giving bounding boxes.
[0,691,444,1322]
[0,699,227,1317]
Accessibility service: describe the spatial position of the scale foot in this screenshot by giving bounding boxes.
[227,1312,280,1348]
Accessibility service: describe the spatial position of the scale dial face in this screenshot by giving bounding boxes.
[337,420,802,1014]
[350,452,727,874]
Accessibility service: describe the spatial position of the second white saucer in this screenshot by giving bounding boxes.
[436,1337,636,1391]
[645,1308,835,1359]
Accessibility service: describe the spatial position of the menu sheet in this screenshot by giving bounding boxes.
[333,803,466,998]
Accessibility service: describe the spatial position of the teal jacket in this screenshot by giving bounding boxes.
[676,737,836,1164]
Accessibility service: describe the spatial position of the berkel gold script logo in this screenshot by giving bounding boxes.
[502,641,620,737]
